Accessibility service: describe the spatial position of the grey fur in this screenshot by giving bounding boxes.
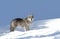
[10,15,34,32]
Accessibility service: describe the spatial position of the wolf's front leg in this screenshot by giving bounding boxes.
[24,26,29,31]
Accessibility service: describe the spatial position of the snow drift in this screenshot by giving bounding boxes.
[0,18,60,39]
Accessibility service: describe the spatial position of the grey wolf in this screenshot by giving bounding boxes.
[10,15,34,32]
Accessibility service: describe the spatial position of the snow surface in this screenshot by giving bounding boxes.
[0,18,60,39]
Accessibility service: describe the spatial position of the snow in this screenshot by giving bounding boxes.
[0,18,60,39]
[0,30,55,39]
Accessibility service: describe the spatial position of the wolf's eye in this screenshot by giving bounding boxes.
[32,16,34,18]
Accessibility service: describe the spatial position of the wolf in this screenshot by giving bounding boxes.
[10,15,34,32]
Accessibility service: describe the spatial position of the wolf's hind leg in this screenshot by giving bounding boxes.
[10,26,16,32]
[10,21,17,32]
[10,23,17,32]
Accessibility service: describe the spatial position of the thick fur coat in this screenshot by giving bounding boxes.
[10,15,34,32]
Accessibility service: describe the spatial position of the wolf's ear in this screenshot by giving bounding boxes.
[28,15,34,18]
[27,12,34,17]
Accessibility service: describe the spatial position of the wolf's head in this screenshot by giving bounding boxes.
[25,15,34,22]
